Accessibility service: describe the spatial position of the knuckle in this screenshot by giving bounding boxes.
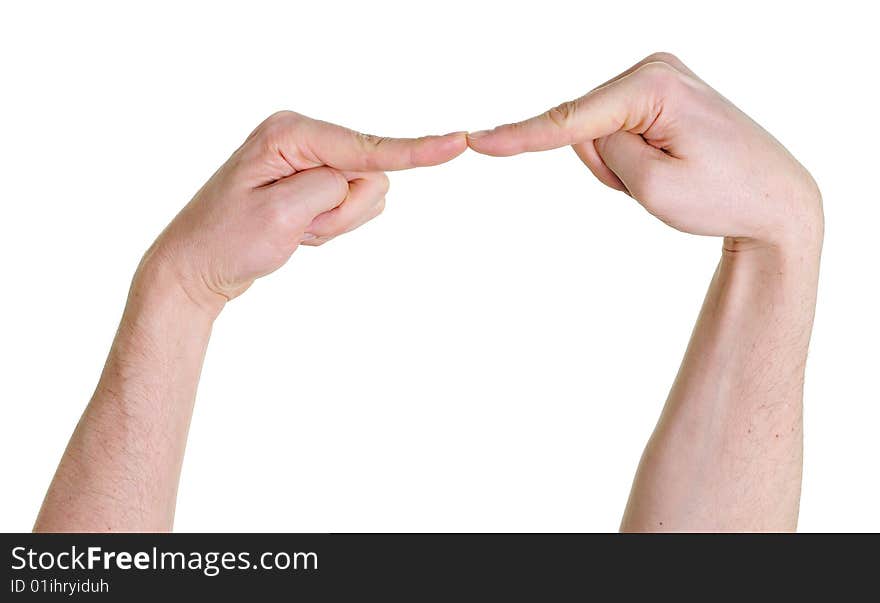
[265,110,300,127]
[547,100,578,129]
[638,60,677,79]
[635,60,683,92]
[256,110,301,143]
[644,51,684,69]
[355,131,389,149]
[352,133,392,170]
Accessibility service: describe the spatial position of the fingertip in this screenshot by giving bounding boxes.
[439,131,469,157]
[466,130,489,152]
[413,131,469,166]
[466,129,518,157]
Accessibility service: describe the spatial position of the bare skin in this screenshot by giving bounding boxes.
[468,53,823,531]
[36,53,822,532]
[33,113,467,531]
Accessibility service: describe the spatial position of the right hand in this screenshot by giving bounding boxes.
[467,53,823,253]
[141,111,466,316]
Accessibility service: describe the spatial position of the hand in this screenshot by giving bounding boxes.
[141,111,467,316]
[467,53,823,252]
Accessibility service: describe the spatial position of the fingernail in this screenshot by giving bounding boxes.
[301,233,317,241]
[467,130,492,140]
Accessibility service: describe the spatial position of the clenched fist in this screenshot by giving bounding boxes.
[140,111,467,316]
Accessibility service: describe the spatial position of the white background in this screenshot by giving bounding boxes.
[1,1,877,532]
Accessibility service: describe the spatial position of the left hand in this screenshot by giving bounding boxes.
[466,52,822,253]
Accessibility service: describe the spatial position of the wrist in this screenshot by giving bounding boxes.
[133,247,227,323]
[726,188,824,265]
[722,230,822,290]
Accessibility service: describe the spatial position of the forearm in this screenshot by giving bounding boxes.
[621,227,822,532]
[32,113,458,532]
[34,256,221,532]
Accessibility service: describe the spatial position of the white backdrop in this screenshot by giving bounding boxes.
[1,1,876,532]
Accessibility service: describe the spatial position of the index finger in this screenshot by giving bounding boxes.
[246,112,467,182]
[301,117,468,171]
[466,62,678,157]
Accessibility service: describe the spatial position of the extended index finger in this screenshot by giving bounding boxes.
[242,112,467,185]
[467,62,679,157]
[300,118,468,171]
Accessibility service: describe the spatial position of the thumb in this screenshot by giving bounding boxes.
[260,166,350,222]
[594,131,670,202]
